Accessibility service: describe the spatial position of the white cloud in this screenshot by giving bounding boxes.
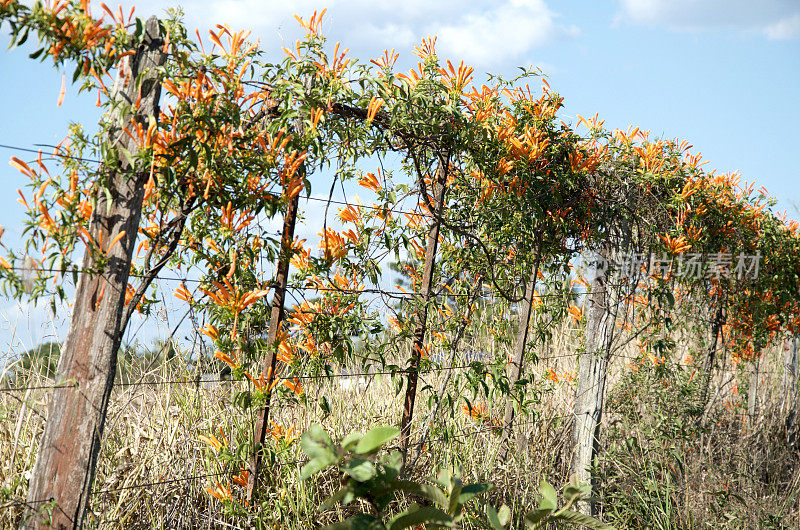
[431,0,579,66]
[131,0,576,69]
[616,0,800,38]
[764,13,800,40]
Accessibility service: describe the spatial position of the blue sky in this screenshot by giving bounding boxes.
[0,0,798,354]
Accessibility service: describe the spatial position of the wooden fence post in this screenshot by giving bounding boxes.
[22,17,165,529]
[783,335,799,444]
[499,256,541,452]
[399,163,449,456]
[246,192,300,502]
[571,247,618,516]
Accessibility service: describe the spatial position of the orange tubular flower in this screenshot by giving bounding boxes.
[174,283,193,302]
[269,421,300,445]
[461,401,488,421]
[205,481,232,502]
[338,204,362,225]
[200,324,220,341]
[658,234,692,254]
[245,366,280,393]
[366,96,383,122]
[283,378,303,397]
[318,228,347,260]
[294,8,327,36]
[199,433,226,451]
[438,59,474,94]
[214,350,240,370]
[567,304,584,323]
[232,468,249,488]
[357,171,382,192]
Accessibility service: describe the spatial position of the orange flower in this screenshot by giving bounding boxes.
[205,481,232,502]
[338,204,362,224]
[199,432,226,451]
[571,275,590,290]
[245,366,280,393]
[282,378,303,397]
[174,283,193,302]
[200,324,219,341]
[232,468,249,488]
[201,278,270,315]
[268,421,300,445]
[276,329,294,364]
[214,350,240,370]
[318,228,347,260]
[357,171,382,192]
[545,368,559,382]
[461,401,488,421]
[438,60,474,93]
[366,96,383,122]
[294,8,327,36]
[567,304,583,323]
[658,234,692,254]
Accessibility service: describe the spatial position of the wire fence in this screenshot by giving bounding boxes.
[1,138,792,524]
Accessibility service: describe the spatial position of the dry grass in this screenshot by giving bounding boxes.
[2,319,800,528]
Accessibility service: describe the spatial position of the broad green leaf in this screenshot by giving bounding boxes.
[343,458,376,481]
[538,479,557,511]
[341,431,363,451]
[525,508,553,527]
[322,513,384,530]
[497,505,511,526]
[354,426,399,454]
[300,456,336,480]
[552,509,615,530]
[301,424,335,461]
[486,505,505,530]
[447,477,462,515]
[387,506,454,530]
[458,483,493,505]
[391,480,448,509]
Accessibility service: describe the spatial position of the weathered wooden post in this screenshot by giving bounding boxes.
[23,17,165,529]
[399,161,449,455]
[571,246,618,516]
[783,335,799,444]
[499,258,541,452]
[246,192,299,501]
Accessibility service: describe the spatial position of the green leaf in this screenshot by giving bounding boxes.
[319,395,331,416]
[342,458,376,482]
[524,509,553,527]
[387,506,454,530]
[354,426,399,454]
[341,431,363,452]
[486,505,506,530]
[299,456,335,480]
[322,513,384,530]
[391,481,448,509]
[458,483,493,505]
[562,484,584,508]
[551,509,614,529]
[538,479,557,511]
[497,504,511,526]
[299,425,337,479]
[301,424,335,460]
[447,477,463,515]
[322,485,356,510]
